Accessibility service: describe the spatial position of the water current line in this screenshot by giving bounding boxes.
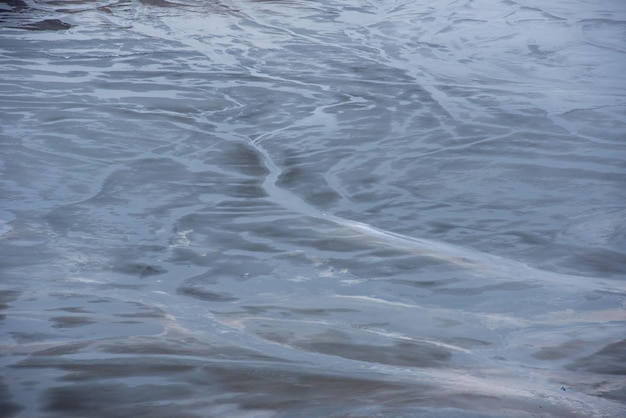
[245,136,626,294]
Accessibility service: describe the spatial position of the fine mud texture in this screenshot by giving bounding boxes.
[1,0,625,416]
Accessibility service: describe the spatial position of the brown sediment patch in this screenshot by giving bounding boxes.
[0,0,28,12]
[20,18,72,30]
[32,342,90,356]
[114,263,167,277]
[0,290,20,318]
[43,382,200,418]
[50,315,96,328]
[567,339,626,375]
[298,339,452,368]
[532,339,588,361]
[177,285,237,302]
[445,336,492,348]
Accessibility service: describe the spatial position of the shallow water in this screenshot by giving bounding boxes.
[1,0,625,416]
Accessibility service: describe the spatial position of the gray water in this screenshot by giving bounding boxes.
[1,0,625,416]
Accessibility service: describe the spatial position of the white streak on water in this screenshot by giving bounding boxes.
[248,133,626,294]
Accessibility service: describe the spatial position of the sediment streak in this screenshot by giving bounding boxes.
[247,136,626,294]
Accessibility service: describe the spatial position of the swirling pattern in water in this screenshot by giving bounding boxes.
[0,0,625,417]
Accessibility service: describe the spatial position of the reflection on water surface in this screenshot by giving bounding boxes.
[1,0,625,416]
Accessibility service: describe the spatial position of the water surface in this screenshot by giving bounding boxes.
[1,0,625,416]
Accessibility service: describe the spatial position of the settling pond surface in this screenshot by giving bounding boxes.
[1,0,625,416]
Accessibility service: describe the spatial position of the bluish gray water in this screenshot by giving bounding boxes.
[1,0,625,416]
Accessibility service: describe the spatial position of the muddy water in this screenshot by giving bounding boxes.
[1,0,625,416]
